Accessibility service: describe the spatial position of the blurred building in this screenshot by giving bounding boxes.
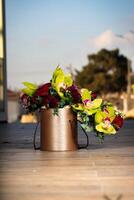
[7,89,20,122]
[0,0,7,122]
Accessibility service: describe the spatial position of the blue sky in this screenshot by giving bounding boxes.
[5,0,134,89]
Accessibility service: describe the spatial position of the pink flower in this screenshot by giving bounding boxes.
[103,117,111,129]
[83,99,92,106]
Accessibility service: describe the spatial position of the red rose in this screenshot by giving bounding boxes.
[42,94,59,108]
[113,115,124,130]
[35,83,51,96]
[49,96,59,108]
[42,95,50,106]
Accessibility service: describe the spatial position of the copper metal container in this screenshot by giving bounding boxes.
[40,106,78,151]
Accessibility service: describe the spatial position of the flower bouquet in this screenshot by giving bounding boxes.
[20,66,124,150]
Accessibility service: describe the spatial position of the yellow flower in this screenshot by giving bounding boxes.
[22,82,38,96]
[72,88,102,115]
[95,104,116,134]
[51,66,73,97]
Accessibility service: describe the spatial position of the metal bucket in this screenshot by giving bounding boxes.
[40,106,78,151]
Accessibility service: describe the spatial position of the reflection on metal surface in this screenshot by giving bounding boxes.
[40,106,78,151]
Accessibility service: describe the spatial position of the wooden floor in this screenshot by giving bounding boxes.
[0,120,134,200]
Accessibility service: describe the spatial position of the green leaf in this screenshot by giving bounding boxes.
[81,123,93,132]
[58,99,66,108]
[49,87,58,96]
[64,91,73,103]
[96,132,104,143]
[53,108,59,116]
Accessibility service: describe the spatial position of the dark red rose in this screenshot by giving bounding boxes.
[42,94,59,108]
[91,92,97,100]
[30,95,38,104]
[113,115,124,130]
[35,83,51,97]
[49,96,59,108]
[42,95,50,106]
[67,85,81,103]
[72,91,81,103]
[30,95,42,107]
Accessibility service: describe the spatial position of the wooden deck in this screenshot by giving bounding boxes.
[0,120,134,200]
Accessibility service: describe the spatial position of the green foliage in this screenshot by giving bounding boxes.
[75,49,130,93]
[53,108,59,116]
[58,91,72,108]
[78,112,93,133]
[58,99,66,108]
[96,132,104,143]
[49,87,58,96]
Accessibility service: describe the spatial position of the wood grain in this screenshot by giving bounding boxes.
[0,120,134,200]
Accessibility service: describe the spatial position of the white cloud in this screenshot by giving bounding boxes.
[89,30,134,69]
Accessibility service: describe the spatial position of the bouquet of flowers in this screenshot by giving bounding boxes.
[20,66,124,141]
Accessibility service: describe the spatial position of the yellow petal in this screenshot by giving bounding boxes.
[84,109,93,115]
[51,66,64,87]
[22,82,37,90]
[95,110,107,124]
[64,74,73,87]
[84,99,102,116]
[72,103,84,111]
[81,88,91,101]
[106,105,116,121]
[92,99,102,109]
[22,82,37,96]
[22,88,34,96]
[96,122,116,134]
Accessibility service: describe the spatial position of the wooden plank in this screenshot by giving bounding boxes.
[0,120,134,200]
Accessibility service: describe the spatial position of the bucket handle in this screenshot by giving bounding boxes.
[69,119,89,149]
[33,122,40,150]
[33,120,89,150]
[78,122,89,149]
